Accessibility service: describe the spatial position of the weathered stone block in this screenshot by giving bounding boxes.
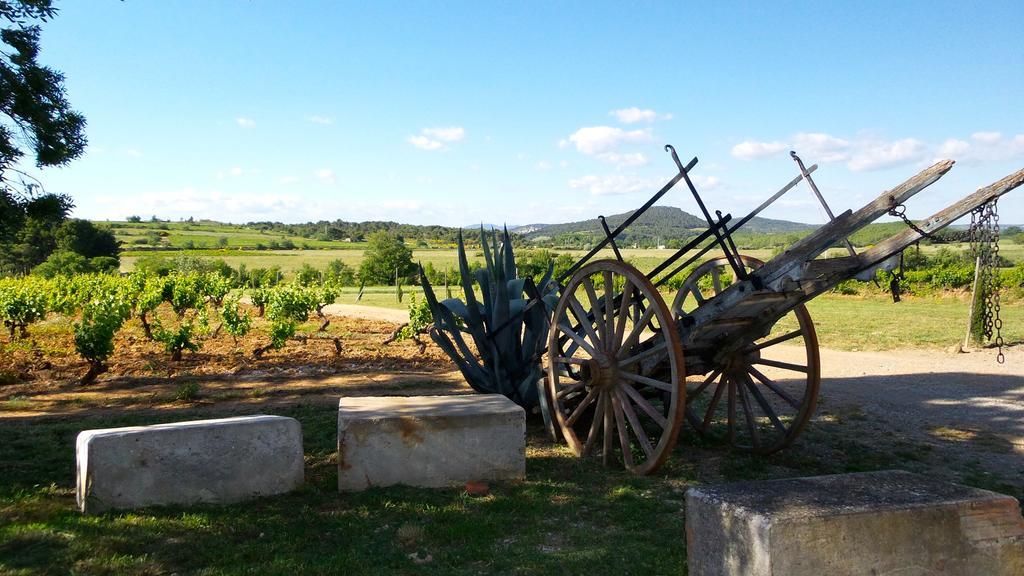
[685,470,1024,576]
[337,394,525,491]
[76,415,304,514]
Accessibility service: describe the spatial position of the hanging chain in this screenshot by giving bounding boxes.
[889,200,1005,363]
[969,200,1005,363]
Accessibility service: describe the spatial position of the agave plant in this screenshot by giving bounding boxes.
[420,227,558,409]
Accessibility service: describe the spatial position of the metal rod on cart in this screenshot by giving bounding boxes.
[557,155,698,284]
[791,151,856,256]
[727,165,817,234]
[668,145,747,280]
[598,215,624,261]
[653,169,821,286]
[647,216,730,282]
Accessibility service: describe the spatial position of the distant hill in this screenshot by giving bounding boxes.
[514,206,815,245]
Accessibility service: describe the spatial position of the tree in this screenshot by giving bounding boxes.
[1,1,86,175]
[359,231,414,285]
[0,2,87,275]
[55,219,119,259]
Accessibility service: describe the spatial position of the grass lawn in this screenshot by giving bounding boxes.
[3,396,1017,575]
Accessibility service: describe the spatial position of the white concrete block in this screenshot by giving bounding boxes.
[76,415,304,513]
[337,394,525,491]
[685,470,1024,576]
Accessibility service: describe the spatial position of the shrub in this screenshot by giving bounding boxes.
[359,231,414,285]
[32,250,93,278]
[74,295,130,385]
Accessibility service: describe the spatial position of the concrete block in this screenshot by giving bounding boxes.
[685,470,1024,576]
[337,394,525,491]
[76,415,304,514]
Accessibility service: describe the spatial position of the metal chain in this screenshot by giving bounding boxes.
[890,201,1004,363]
[969,200,1005,363]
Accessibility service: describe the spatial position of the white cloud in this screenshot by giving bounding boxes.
[732,132,932,172]
[609,107,672,124]
[407,135,444,151]
[934,133,1024,165]
[690,174,722,190]
[123,148,143,158]
[536,160,552,171]
[407,126,465,151]
[847,138,926,172]
[568,174,663,196]
[423,126,465,142]
[971,131,1002,144]
[566,126,653,155]
[596,152,648,168]
[229,166,244,177]
[315,168,336,184]
[278,175,300,185]
[236,117,255,128]
[791,133,850,163]
[731,140,788,160]
[309,115,333,125]
[937,138,971,158]
[559,160,569,169]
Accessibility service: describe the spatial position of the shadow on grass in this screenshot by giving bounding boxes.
[2,369,1022,574]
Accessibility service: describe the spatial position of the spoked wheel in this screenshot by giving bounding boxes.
[673,255,820,454]
[545,260,686,475]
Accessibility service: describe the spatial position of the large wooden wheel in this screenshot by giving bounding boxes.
[673,255,820,454]
[545,260,686,475]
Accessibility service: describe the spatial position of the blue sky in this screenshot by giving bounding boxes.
[15,1,1024,226]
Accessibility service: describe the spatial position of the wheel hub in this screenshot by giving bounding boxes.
[586,356,620,391]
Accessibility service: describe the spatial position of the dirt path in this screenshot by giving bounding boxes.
[320,303,408,324]
[765,344,1024,490]
[774,344,1024,443]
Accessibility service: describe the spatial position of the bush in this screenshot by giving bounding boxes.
[359,231,414,285]
[32,250,93,278]
[325,260,355,286]
[295,263,322,286]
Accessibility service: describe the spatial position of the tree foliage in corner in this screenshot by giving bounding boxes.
[1,0,86,171]
[1,1,92,275]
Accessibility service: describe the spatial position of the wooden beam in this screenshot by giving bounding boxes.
[857,167,1024,270]
[758,160,955,287]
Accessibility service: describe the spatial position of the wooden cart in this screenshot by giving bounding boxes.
[543,147,1024,474]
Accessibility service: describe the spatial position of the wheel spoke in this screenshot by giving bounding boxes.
[567,294,601,350]
[619,341,668,367]
[556,381,585,399]
[603,271,615,350]
[736,371,761,450]
[582,277,607,344]
[610,392,634,468]
[582,392,606,455]
[740,371,787,434]
[552,356,587,366]
[752,358,808,373]
[614,281,633,348]
[615,388,655,459]
[748,366,800,409]
[690,286,705,305]
[617,305,656,358]
[602,392,614,466]
[620,371,674,392]
[746,329,803,352]
[689,369,721,400]
[620,382,667,429]
[557,322,599,357]
[701,374,728,432]
[727,376,737,444]
[566,387,599,426]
